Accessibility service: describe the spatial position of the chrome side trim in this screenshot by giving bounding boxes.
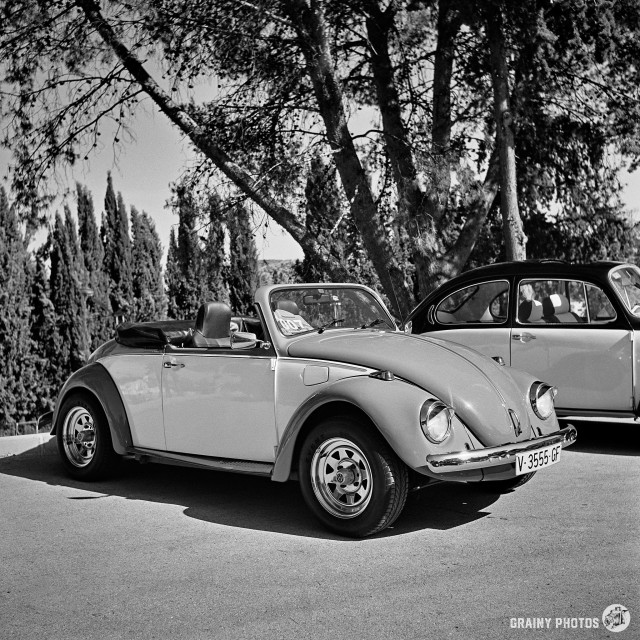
[425,425,577,473]
[130,447,274,476]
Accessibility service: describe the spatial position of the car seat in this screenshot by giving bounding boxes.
[276,300,300,315]
[192,301,232,347]
[518,299,544,323]
[541,294,580,323]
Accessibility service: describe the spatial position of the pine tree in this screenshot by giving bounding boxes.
[0,187,38,431]
[101,172,133,322]
[131,206,165,321]
[77,182,111,347]
[227,203,259,315]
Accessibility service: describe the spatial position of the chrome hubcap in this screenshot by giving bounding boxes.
[310,437,373,519]
[62,407,96,468]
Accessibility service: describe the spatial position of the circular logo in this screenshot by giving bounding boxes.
[602,604,630,633]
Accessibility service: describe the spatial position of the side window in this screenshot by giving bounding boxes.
[519,279,608,324]
[436,281,509,324]
[586,285,616,323]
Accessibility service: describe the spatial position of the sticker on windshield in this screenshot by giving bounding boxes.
[274,309,314,336]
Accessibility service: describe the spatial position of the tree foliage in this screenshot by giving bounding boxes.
[227,202,259,315]
[48,210,91,386]
[77,182,112,347]
[0,187,38,428]
[131,206,165,321]
[101,172,133,319]
[2,0,640,317]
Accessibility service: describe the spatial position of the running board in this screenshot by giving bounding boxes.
[127,447,274,477]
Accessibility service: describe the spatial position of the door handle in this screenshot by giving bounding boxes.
[512,333,536,342]
[163,361,185,368]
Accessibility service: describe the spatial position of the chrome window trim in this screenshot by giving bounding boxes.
[516,277,617,326]
[434,279,510,327]
[608,264,640,316]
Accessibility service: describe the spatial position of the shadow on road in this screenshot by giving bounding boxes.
[0,452,500,540]
[561,419,640,456]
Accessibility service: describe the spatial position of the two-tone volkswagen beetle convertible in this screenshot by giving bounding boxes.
[45,283,576,537]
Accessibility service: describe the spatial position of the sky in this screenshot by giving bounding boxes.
[1,102,640,262]
[0,103,305,262]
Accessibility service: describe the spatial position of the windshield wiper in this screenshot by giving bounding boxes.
[360,318,387,329]
[317,318,345,334]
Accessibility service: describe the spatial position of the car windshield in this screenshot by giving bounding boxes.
[270,287,396,336]
[610,265,640,316]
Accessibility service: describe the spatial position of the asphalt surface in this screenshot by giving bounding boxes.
[0,420,638,640]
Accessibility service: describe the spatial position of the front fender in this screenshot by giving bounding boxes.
[272,375,476,482]
[51,362,132,455]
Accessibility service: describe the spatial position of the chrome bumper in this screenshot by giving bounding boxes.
[425,425,577,474]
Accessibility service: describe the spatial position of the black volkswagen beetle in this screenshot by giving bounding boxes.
[405,260,640,420]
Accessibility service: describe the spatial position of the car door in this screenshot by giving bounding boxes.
[162,343,278,462]
[418,279,512,362]
[511,279,633,413]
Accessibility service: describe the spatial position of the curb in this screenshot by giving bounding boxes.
[0,434,56,459]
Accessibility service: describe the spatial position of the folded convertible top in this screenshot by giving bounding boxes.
[115,320,194,348]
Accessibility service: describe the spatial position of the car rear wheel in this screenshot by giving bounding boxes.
[299,417,409,537]
[57,394,118,481]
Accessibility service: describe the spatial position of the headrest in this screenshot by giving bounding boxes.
[276,300,300,315]
[542,294,569,316]
[195,301,232,339]
[519,299,543,322]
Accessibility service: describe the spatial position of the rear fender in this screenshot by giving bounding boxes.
[51,362,132,455]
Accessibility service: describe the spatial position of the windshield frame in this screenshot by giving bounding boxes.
[609,264,640,317]
[267,284,397,338]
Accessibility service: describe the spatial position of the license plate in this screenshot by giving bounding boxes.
[515,443,562,475]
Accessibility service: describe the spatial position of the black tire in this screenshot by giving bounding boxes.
[475,471,537,493]
[56,393,119,481]
[298,416,409,537]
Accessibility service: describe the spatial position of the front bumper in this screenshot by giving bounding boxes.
[424,425,577,474]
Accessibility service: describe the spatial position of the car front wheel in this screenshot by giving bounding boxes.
[299,417,409,537]
[57,394,118,481]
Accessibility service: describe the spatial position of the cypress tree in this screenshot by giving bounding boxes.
[164,187,205,319]
[101,172,133,322]
[296,154,375,286]
[77,182,111,346]
[30,243,58,417]
[131,206,165,321]
[0,187,38,431]
[165,227,181,319]
[227,203,259,315]
[49,211,91,384]
[203,193,228,304]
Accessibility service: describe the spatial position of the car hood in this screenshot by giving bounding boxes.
[287,330,533,446]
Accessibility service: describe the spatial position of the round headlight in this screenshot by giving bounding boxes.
[529,382,557,420]
[420,399,453,443]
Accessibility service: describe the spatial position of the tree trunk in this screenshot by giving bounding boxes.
[75,0,351,284]
[287,0,413,316]
[487,4,527,261]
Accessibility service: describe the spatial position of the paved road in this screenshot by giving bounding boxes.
[0,421,638,640]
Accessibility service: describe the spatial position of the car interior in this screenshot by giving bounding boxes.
[115,301,266,349]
